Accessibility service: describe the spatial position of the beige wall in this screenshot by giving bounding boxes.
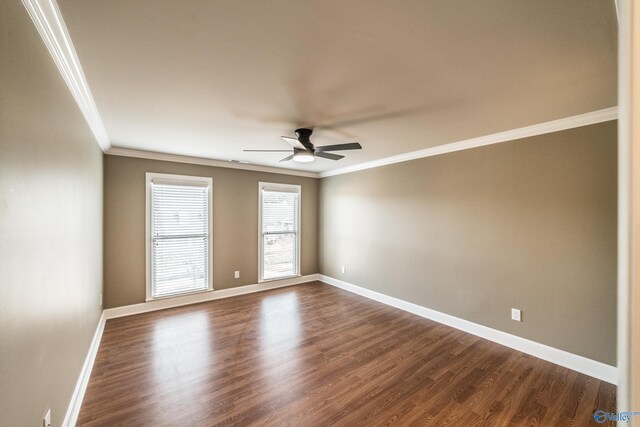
[104,156,319,308]
[0,1,104,426]
[319,121,617,365]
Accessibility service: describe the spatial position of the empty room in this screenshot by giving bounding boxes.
[1,0,639,426]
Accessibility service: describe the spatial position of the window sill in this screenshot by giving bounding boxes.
[258,274,301,284]
[146,288,214,302]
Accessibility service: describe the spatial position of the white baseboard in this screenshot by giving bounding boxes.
[104,274,320,319]
[319,275,617,385]
[62,312,106,427]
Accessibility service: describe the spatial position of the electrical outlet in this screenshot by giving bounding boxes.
[43,409,51,427]
[234,270,240,279]
[341,266,346,273]
[511,308,522,322]
[99,293,103,307]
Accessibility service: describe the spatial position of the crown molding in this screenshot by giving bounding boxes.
[108,106,616,180]
[105,147,321,178]
[320,107,619,178]
[22,0,110,151]
[21,0,617,179]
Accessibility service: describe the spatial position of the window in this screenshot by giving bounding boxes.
[259,182,301,281]
[146,173,212,300]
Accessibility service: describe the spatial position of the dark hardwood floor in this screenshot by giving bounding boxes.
[78,282,615,426]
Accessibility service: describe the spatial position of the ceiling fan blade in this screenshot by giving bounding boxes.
[279,154,295,162]
[315,142,362,152]
[243,149,293,152]
[281,136,306,150]
[315,152,344,161]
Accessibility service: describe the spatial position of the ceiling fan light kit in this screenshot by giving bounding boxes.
[293,149,315,163]
[243,128,362,163]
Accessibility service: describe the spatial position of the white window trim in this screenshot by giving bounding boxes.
[145,172,213,301]
[258,182,302,283]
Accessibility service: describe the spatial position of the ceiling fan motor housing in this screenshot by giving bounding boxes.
[295,128,314,149]
[294,147,314,154]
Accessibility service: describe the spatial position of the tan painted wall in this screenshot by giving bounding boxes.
[0,2,104,426]
[103,156,319,308]
[319,122,617,365]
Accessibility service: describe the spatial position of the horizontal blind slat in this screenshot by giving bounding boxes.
[151,182,210,298]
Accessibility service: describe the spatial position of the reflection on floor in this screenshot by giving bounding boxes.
[78,282,616,425]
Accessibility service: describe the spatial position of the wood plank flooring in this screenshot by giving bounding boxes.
[78,282,615,426]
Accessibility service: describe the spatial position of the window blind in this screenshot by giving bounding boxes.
[260,185,300,281]
[151,182,210,298]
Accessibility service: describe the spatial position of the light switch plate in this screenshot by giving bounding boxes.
[511,308,522,322]
[234,270,240,279]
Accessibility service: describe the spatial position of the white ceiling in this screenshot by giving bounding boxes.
[57,0,617,173]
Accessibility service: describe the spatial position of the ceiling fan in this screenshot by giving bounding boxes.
[243,128,362,163]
